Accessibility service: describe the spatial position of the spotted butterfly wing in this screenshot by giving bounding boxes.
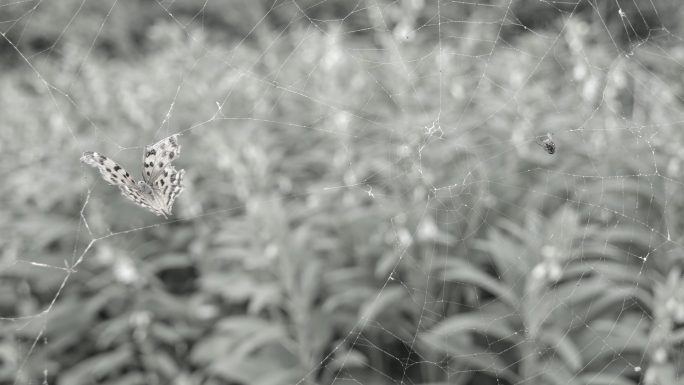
[151,165,185,216]
[80,151,166,216]
[79,152,136,187]
[142,135,181,184]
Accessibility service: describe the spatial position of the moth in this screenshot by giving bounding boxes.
[80,135,185,218]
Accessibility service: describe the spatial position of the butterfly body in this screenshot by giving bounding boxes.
[80,135,185,218]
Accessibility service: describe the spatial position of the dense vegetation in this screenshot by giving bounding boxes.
[2,1,684,384]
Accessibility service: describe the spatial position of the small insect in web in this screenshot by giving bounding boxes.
[535,133,556,155]
[80,134,185,218]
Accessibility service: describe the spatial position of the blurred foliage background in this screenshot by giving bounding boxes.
[2,0,684,384]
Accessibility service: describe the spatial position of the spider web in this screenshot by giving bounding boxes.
[2,0,684,384]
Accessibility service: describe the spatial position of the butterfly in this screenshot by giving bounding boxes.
[80,135,185,218]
